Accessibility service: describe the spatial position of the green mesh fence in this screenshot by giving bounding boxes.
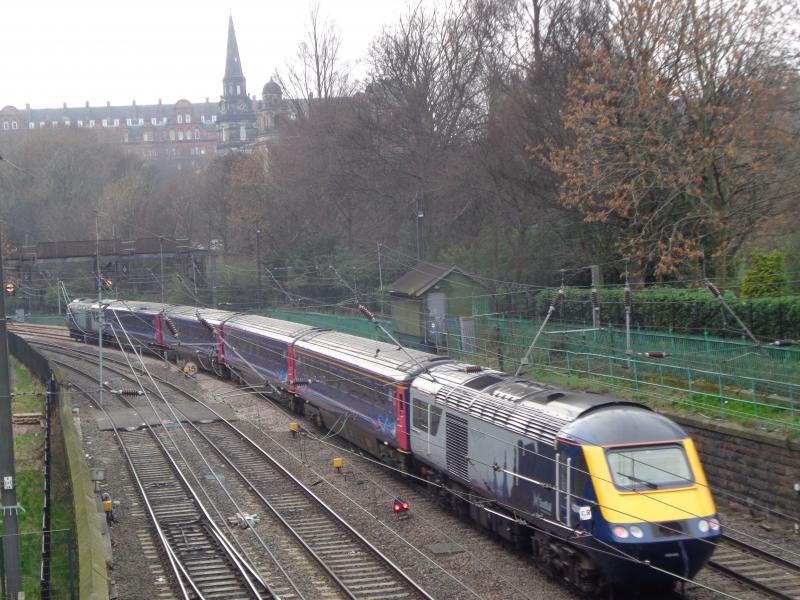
[256,309,800,433]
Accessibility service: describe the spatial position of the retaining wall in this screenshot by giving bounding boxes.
[668,411,800,521]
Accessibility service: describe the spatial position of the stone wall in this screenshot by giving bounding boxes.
[666,411,800,521]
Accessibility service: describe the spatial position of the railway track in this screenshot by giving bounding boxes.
[706,534,800,599]
[9,322,71,341]
[62,374,273,600]
[30,337,434,600]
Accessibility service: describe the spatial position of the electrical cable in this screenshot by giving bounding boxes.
[105,315,304,598]
[75,299,800,546]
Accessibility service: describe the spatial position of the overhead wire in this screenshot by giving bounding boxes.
[105,313,305,598]
[71,299,800,543]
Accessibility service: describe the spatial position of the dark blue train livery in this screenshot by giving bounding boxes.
[67,298,720,594]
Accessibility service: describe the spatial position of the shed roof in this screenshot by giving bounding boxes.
[387,262,483,298]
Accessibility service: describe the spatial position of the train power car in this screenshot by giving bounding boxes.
[408,363,718,592]
[66,299,720,593]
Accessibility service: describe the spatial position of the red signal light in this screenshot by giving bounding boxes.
[393,498,410,514]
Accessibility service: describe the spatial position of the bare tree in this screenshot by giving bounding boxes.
[279,2,356,119]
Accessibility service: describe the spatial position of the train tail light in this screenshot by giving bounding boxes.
[393,498,410,514]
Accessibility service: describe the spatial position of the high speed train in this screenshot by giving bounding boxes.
[67,298,720,594]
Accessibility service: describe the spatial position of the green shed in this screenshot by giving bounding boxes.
[387,262,488,351]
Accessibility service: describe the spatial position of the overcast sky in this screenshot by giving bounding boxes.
[1,0,431,109]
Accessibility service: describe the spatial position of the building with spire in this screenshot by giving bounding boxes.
[0,16,292,159]
[217,16,258,150]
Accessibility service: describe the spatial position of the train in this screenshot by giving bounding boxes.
[66,298,720,594]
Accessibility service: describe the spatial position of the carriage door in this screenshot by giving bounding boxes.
[556,442,576,526]
[556,442,587,528]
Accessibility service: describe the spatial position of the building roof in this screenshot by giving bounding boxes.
[0,100,217,126]
[388,262,482,298]
[262,78,282,96]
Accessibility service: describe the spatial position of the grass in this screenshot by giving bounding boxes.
[512,361,797,435]
[0,360,56,599]
[12,360,45,414]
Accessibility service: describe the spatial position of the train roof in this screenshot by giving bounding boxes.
[415,363,654,446]
[165,304,237,325]
[224,314,320,344]
[106,300,171,315]
[558,406,688,446]
[295,329,450,383]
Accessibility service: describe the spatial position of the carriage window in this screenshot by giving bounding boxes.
[413,399,429,432]
[412,400,443,434]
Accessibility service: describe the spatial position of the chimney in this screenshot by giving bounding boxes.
[85,101,89,108]
[205,97,209,103]
[158,98,162,105]
[133,99,136,106]
[63,102,67,109]
[107,100,111,107]
[25,103,30,110]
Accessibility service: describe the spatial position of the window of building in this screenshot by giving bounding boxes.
[240,125,246,140]
[236,84,241,95]
[11,121,18,129]
[77,120,83,127]
[178,130,184,140]
[40,121,45,128]
[201,115,205,124]
[102,119,108,127]
[123,133,129,143]
[126,118,132,126]
[64,120,70,127]
[185,114,191,124]
[169,130,176,141]
[211,115,217,123]
[151,117,157,125]
[28,122,35,129]
[194,129,199,139]
[201,147,206,154]
[89,120,95,127]
[138,118,143,125]
[143,132,151,142]
[177,114,183,124]
[52,121,58,127]
[2,122,8,130]
[114,119,119,126]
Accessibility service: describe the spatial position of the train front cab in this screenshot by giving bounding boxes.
[558,407,720,587]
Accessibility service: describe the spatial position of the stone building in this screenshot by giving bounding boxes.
[0,16,291,161]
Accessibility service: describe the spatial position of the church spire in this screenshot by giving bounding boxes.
[225,16,244,80]
[218,15,255,151]
[223,16,245,92]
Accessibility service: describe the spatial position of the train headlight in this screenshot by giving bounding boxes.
[612,526,629,539]
[708,518,720,531]
[697,520,710,533]
[629,525,644,539]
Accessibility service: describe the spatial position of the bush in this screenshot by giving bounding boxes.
[535,286,800,340]
[741,249,789,298]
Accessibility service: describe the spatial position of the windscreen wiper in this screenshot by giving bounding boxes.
[619,473,658,489]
